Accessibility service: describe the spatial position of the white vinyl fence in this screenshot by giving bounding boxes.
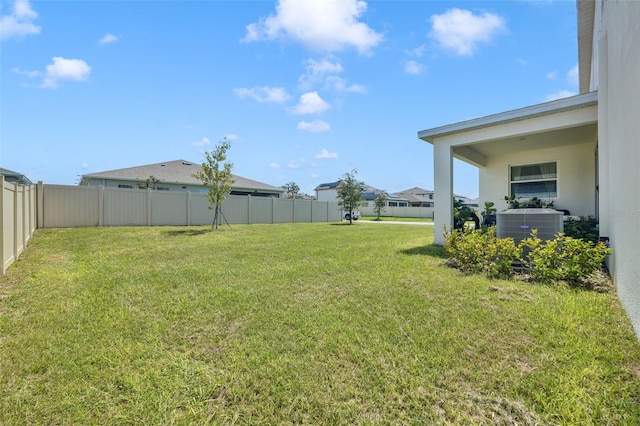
[38,184,342,228]
[360,205,434,219]
[1,177,37,274]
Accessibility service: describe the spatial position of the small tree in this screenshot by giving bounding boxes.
[373,191,388,220]
[336,169,364,225]
[281,181,300,199]
[192,139,235,230]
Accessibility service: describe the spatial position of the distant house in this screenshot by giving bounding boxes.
[396,187,433,207]
[79,159,284,197]
[0,168,32,185]
[394,187,476,208]
[314,181,341,202]
[315,181,410,208]
[360,185,409,208]
[419,2,640,336]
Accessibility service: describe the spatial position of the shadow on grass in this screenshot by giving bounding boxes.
[164,229,209,237]
[401,244,448,259]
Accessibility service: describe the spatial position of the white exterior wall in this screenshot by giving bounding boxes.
[597,1,640,335]
[316,188,338,202]
[480,142,597,216]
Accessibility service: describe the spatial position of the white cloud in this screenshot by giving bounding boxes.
[225,134,239,141]
[299,57,344,88]
[192,137,211,147]
[546,71,557,80]
[405,45,426,58]
[41,57,91,89]
[298,58,365,93]
[325,75,366,93]
[269,162,281,168]
[290,91,330,115]
[297,119,331,133]
[311,173,319,179]
[545,89,577,102]
[0,0,41,40]
[287,161,303,169]
[11,67,39,78]
[243,0,383,54]
[99,33,119,44]
[567,63,579,86]
[233,86,290,103]
[81,163,89,169]
[405,60,426,75]
[429,8,506,56]
[315,148,338,159]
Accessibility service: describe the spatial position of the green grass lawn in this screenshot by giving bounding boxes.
[359,216,433,222]
[1,223,640,424]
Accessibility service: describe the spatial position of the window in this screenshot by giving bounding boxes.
[510,162,557,198]
[399,202,408,207]
[388,201,398,207]
[118,184,133,189]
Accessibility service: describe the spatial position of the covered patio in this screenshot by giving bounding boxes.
[418,91,598,245]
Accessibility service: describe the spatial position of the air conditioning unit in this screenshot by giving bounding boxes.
[496,208,563,244]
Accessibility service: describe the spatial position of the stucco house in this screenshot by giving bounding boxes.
[419,1,640,335]
[80,159,284,197]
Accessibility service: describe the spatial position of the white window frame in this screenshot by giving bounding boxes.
[509,161,558,199]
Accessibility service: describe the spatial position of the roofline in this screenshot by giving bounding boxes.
[418,91,598,142]
[81,175,282,192]
[577,0,596,93]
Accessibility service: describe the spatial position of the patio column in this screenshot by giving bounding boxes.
[433,142,453,245]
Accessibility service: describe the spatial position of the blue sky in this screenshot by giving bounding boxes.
[1,0,579,197]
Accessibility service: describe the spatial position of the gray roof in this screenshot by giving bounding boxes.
[395,187,434,203]
[314,181,340,191]
[81,159,283,192]
[0,168,33,185]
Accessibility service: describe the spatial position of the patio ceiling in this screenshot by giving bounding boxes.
[452,123,597,165]
[419,92,598,167]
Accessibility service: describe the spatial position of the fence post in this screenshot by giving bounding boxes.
[292,198,296,223]
[146,188,152,226]
[98,186,104,226]
[0,177,5,274]
[37,181,44,228]
[22,184,27,254]
[13,182,19,261]
[272,196,275,224]
[187,191,191,226]
[247,195,252,224]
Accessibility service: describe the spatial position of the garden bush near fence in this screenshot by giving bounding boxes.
[444,227,612,287]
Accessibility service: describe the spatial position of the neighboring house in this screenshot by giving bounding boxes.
[394,187,475,208]
[314,181,340,202]
[315,181,410,208]
[0,168,33,185]
[360,185,409,208]
[80,159,284,197]
[396,187,434,207]
[419,1,640,335]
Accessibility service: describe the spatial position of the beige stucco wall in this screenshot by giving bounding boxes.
[597,0,640,335]
[479,141,597,217]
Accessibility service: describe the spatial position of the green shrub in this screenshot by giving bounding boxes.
[444,227,518,278]
[519,230,612,284]
[444,228,612,286]
[563,215,599,243]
